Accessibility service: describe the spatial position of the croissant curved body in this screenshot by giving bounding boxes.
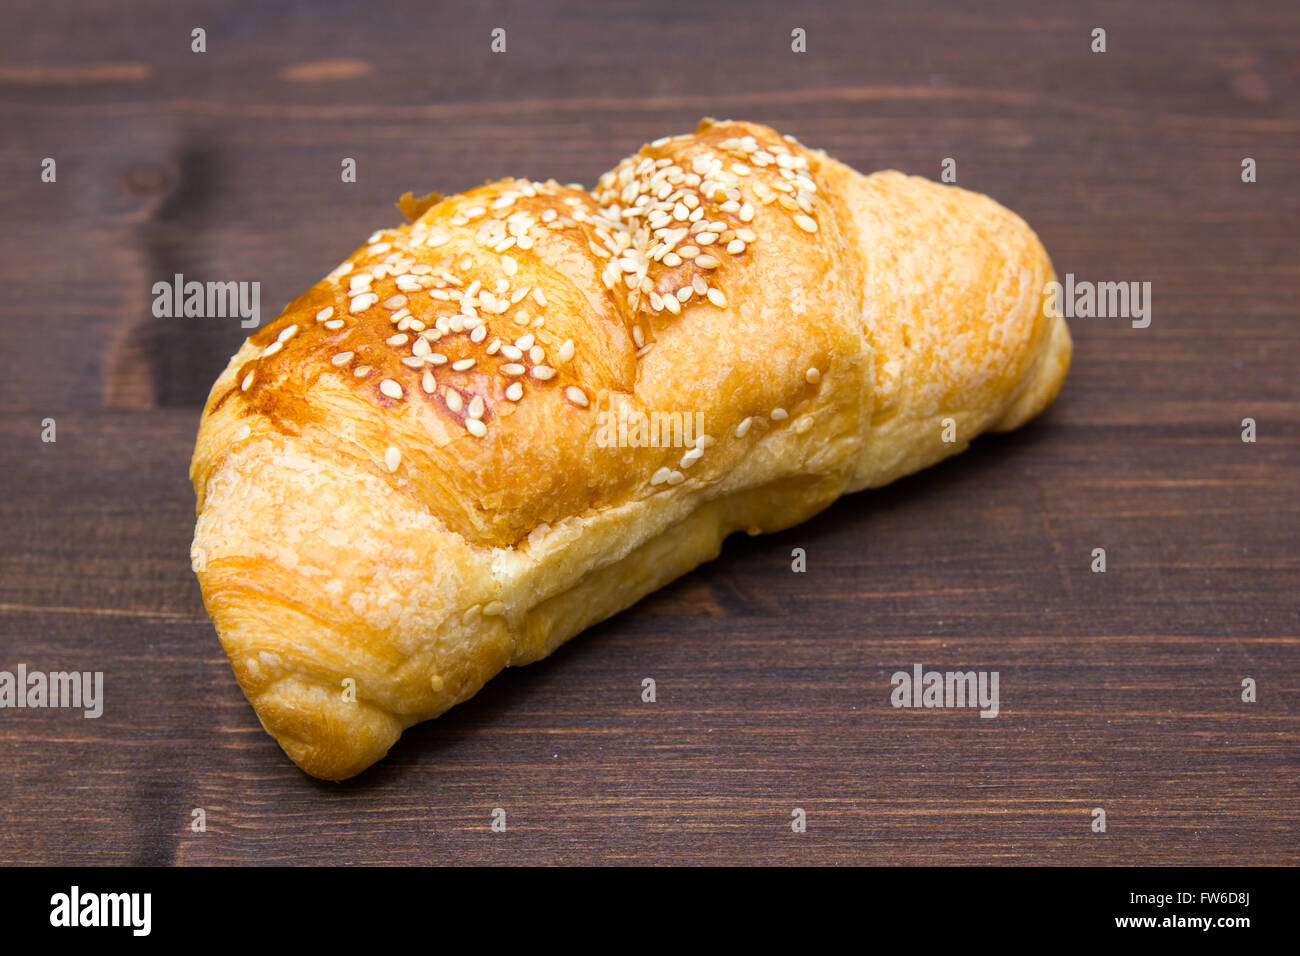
[190,119,1071,780]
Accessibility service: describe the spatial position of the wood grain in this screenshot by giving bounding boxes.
[0,0,1296,865]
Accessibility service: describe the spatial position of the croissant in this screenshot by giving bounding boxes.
[190,119,1071,780]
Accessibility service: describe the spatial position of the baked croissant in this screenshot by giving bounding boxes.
[190,119,1071,780]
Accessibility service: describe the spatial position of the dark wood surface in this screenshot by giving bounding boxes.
[1,0,1296,865]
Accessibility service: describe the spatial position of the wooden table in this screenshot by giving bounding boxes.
[1,0,1296,865]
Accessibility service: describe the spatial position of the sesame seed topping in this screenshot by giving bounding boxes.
[735,417,753,438]
[531,365,556,380]
[794,214,818,233]
[650,467,671,486]
[240,371,254,391]
[277,324,298,343]
[505,382,523,401]
[500,363,525,376]
[386,334,409,346]
[771,407,789,421]
[468,395,485,419]
[452,358,476,371]
[422,370,436,393]
[465,418,487,438]
[806,367,821,384]
[446,389,463,412]
[666,470,685,486]
[349,292,379,312]
[323,319,344,330]
[259,341,283,358]
[382,295,407,310]
[384,446,401,472]
[565,386,589,407]
[794,416,814,434]
[354,365,372,377]
[558,339,575,363]
[316,307,334,321]
[707,288,727,308]
[331,351,354,366]
[380,379,403,399]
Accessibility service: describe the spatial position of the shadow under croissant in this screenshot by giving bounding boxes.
[298,415,1066,793]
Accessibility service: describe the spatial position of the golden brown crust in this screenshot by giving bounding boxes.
[190,119,1071,780]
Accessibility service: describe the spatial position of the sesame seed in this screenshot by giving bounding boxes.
[277,324,298,343]
[532,365,557,380]
[380,379,403,399]
[316,306,334,321]
[401,356,424,369]
[445,389,463,412]
[468,395,485,419]
[533,288,546,307]
[735,417,753,437]
[470,325,488,343]
[650,467,671,486]
[427,352,448,365]
[465,418,487,437]
[354,365,372,377]
[452,358,476,371]
[681,447,704,466]
[663,294,681,315]
[502,255,518,276]
[240,371,254,391]
[422,370,436,393]
[382,295,407,310]
[558,339,575,363]
[707,288,727,308]
[794,214,818,233]
[349,273,373,292]
[259,341,283,358]
[500,363,525,376]
[565,386,588,407]
[331,351,354,366]
[350,292,379,312]
[696,255,720,269]
[387,334,409,346]
[691,275,708,295]
[739,202,755,222]
[500,345,524,361]
[385,446,401,472]
[771,407,789,420]
[529,345,545,364]
[666,470,685,486]
[516,333,535,350]
[726,239,745,255]
[806,367,821,384]
[323,319,344,330]
[794,416,814,434]
[505,382,523,401]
